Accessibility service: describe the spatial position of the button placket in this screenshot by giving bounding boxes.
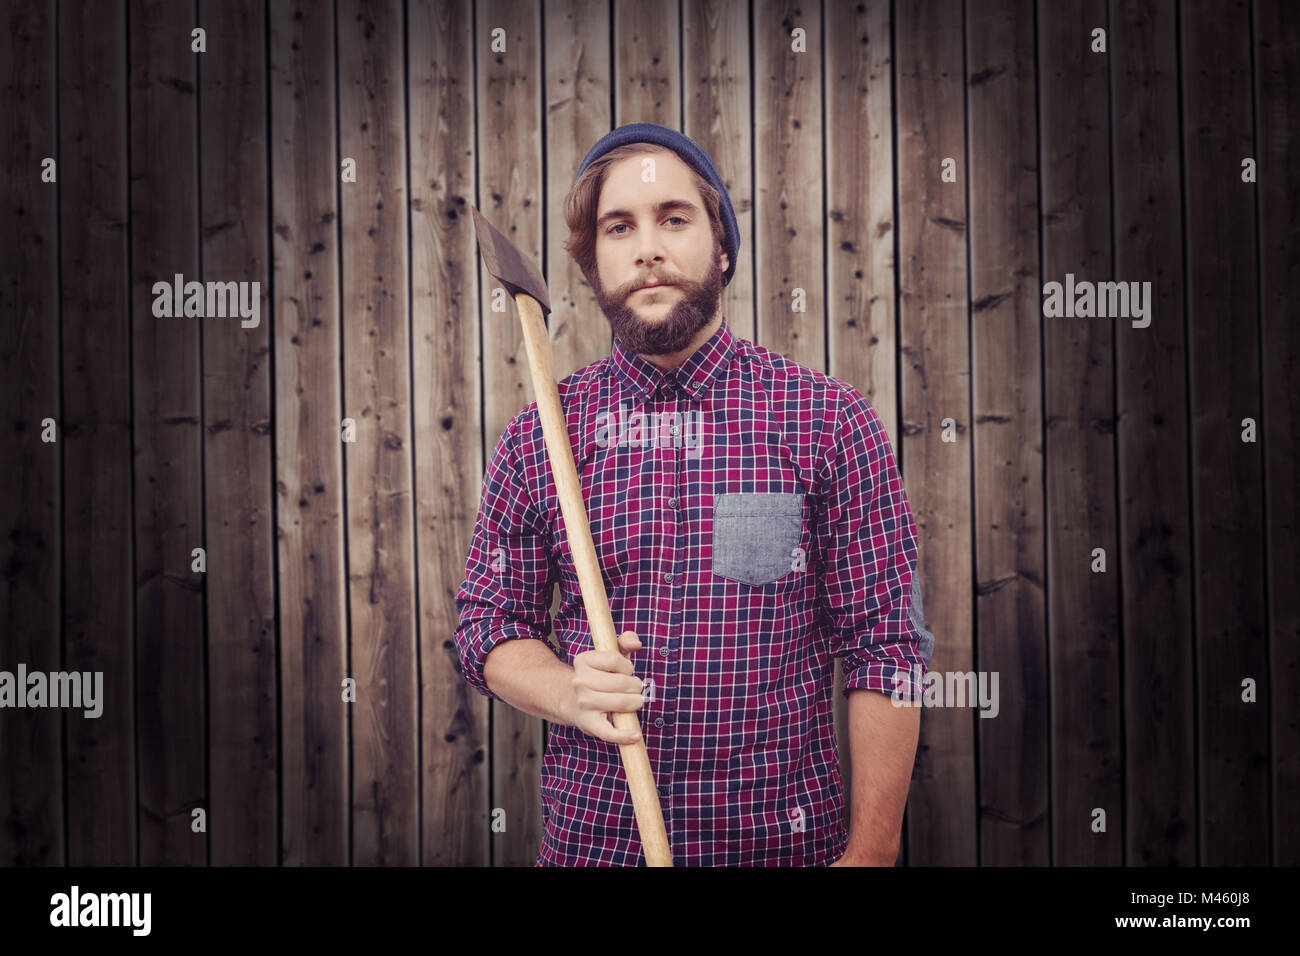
[652,384,686,829]
[658,388,684,600]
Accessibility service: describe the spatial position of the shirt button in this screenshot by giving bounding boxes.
[657,784,671,799]
[669,424,680,436]
[667,496,678,508]
[658,645,670,658]
[654,717,664,728]
[662,572,673,583]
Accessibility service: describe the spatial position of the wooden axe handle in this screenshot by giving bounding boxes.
[513,292,674,868]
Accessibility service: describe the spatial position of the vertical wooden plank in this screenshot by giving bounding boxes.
[895,0,975,865]
[198,0,277,866]
[479,0,544,868]
[409,0,485,866]
[1181,0,1267,864]
[0,0,63,867]
[1038,0,1121,865]
[826,0,895,428]
[270,0,349,866]
[967,0,1048,865]
[823,0,898,855]
[130,0,206,867]
[337,0,419,866]
[614,0,679,127]
[682,0,754,380]
[547,0,611,381]
[1111,0,1195,866]
[752,0,822,366]
[1256,0,1300,867]
[59,0,135,866]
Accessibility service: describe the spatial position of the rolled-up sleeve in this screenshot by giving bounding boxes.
[816,390,935,701]
[452,411,562,700]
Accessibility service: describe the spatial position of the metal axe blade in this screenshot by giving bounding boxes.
[470,205,551,315]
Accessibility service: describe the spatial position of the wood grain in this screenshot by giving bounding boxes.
[1256,0,1300,867]
[895,0,975,866]
[130,0,206,867]
[201,0,277,867]
[1181,0,1268,865]
[409,0,486,866]
[60,0,134,867]
[1112,0,1195,866]
[968,0,1047,866]
[753,0,822,366]
[0,0,62,867]
[338,0,419,865]
[271,0,350,867]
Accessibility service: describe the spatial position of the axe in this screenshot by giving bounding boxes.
[470,206,674,868]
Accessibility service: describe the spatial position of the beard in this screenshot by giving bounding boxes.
[592,248,725,356]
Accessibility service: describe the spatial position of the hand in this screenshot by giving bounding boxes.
[567,631,645,745]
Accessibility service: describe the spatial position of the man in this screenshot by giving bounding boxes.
[453,122,935,866]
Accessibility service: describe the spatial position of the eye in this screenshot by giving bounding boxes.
[607,216,688,236]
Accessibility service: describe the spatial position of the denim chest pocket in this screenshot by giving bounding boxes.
[711,492,805,586]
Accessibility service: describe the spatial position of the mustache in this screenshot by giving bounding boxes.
[623,276,684,297]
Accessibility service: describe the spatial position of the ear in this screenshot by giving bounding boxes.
[719,249,730,274]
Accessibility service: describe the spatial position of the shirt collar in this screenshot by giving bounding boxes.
[609,314,736,402]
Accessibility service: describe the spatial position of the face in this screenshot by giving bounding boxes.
[590,151,730,356]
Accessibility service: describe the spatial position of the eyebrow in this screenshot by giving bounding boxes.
[596,199,700,230]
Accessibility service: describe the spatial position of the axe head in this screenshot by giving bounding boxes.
[470,205,551,316]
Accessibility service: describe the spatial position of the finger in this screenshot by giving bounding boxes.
[605,710,645,740]
[576,670,644,695]
[579,650,635,675]
[576,690,644,717]
[582,691,644,713]
[588,715,642,745]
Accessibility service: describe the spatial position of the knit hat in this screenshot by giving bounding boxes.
[574,122,741,287]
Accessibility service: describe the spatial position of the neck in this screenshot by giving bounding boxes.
[641,311,723,371]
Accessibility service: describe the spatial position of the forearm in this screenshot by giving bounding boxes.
[843,688,921,863]
[482,637,576,725]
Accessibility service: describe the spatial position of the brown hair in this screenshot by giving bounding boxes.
[562,142,726,288]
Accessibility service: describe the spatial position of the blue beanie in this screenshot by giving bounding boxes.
[575,122,741,287]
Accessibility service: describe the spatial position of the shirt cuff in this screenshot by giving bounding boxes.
[841,637,928,702]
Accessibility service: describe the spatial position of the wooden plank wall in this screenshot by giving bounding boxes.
[0,0,1295,868]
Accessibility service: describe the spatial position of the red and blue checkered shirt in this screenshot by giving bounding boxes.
[453,314,933,866]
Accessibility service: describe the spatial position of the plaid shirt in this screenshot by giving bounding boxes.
[453,314,934,866]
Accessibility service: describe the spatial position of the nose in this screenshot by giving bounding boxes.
[636,235,665,270]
